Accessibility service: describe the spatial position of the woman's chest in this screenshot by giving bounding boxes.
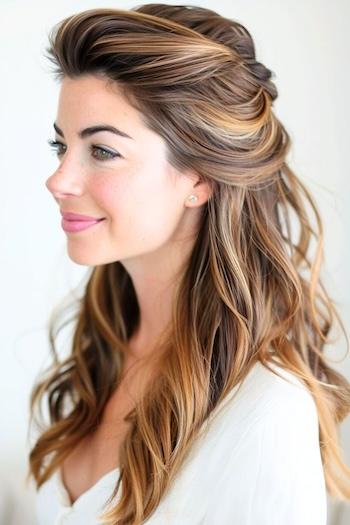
[61,387,136,505]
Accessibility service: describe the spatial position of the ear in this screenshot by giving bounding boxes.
[185,172,214,207]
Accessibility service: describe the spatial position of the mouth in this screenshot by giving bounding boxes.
[61,217,106,233]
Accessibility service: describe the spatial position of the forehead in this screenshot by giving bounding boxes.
[55,74,171,162]
[58,75,143,126]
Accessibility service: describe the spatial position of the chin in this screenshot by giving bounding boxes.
[66,247,104,266]
[66,245,122,266]
[67,255,95,266]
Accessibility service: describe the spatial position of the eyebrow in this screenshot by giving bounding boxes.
[53,122,134,140]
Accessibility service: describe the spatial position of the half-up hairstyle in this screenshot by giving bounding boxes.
[28,4,350,524]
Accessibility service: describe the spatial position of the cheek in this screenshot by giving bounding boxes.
[91,175,133,218]
[94,169,186,246]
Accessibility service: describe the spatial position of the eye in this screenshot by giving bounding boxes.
[47,139,66,157]
[90,145,120,161]
[47,139,121,162]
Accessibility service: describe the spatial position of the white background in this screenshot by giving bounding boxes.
[1,0,349,523]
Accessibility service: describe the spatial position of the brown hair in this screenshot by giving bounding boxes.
[27,4,350,524]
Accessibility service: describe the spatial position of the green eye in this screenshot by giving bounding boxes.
[90,146,120,161]
[47,139,121,162]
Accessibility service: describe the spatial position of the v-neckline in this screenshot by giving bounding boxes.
[56,466,120,508]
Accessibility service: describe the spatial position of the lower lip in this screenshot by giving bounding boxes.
[61,218,106,233]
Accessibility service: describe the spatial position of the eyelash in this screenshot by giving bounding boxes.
[47,139,121,161]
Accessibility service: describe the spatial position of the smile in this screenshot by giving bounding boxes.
[61,218,106,233]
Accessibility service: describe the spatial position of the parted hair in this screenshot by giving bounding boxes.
[28,4,350,524]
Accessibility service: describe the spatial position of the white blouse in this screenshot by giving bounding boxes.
[35,360,327,524]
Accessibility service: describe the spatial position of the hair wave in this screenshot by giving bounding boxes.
[28,4,350,524]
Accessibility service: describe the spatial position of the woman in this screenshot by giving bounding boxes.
[27,4,350,525]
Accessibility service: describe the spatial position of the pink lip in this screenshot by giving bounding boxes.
[60,211,104,221]
[61,218,105,233]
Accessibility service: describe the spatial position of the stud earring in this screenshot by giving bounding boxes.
[187,194,198,203]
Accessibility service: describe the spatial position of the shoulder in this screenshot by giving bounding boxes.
[251,360,319,425]
[189,359,321,483]
[207,359,319,441]
[201,361,327,524]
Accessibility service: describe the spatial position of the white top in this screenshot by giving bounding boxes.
[35,360,327,524]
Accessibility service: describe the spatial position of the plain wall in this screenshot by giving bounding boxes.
[1,0,349,523]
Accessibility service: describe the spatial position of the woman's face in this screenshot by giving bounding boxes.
[46,74,203,266]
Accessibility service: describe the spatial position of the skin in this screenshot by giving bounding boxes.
[46,74,213,367]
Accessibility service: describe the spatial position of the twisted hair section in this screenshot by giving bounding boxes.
[28,5,350,524]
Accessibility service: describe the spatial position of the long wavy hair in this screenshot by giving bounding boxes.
[27,4,350,524]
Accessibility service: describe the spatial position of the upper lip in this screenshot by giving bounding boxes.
[60,210,105,221]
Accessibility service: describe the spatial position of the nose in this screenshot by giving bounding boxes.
[45,164,84,199]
